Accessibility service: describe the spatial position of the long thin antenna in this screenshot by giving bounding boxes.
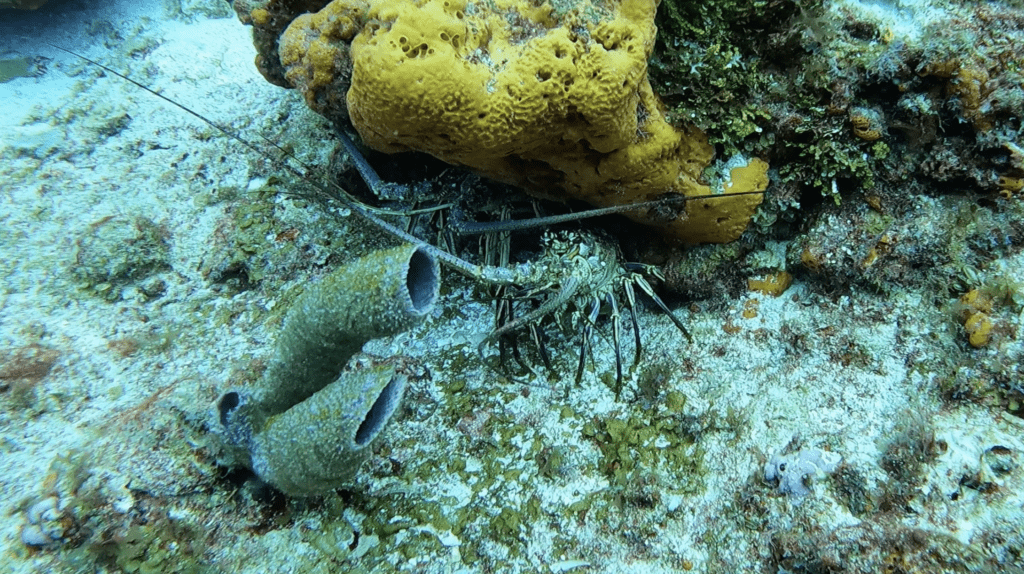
[47,43,291,169]
[46,42,520,284]
[449,191,765,235]
[49,42,763,288]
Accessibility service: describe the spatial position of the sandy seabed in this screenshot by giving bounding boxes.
[2,1,1024,573]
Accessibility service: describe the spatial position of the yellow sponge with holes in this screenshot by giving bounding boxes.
[278,0,768,243]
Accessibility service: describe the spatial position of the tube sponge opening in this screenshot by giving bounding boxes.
[249,366,410,495]
[406,246,439,313]
[354,374,406,446]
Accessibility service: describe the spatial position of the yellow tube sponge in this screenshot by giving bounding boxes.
[279,0,768,243]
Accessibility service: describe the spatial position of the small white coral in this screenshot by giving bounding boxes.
[21,496,71,548]
[764,448,842,498]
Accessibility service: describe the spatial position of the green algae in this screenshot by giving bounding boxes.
[583,409,704,491]
[70,215,170,301]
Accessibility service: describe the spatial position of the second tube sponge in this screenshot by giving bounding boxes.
[216,243,440,495]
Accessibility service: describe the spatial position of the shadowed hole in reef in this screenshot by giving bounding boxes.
[217,391,239,426]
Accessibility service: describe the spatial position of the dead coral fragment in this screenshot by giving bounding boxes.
[959,288,995,348]
[71,215,170,301]
[271,0,768,243]
[747,271,793,297]
[764,447,841,499]
[997,175,1024,198]
[919,58,999,132]
[20,496,73,548]
[998,142,1024,198]
[850,114,882,141]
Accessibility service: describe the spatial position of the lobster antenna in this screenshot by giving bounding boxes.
[48,43,761,283]
[45,42,521,283]
[449,190,766,235]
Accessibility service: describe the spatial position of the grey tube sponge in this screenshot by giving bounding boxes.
[216,243,439,495]
[250,362,408,495]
